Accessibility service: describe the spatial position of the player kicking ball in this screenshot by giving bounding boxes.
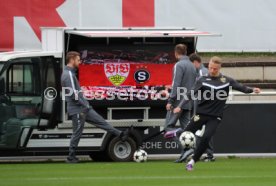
[164,56,261,171]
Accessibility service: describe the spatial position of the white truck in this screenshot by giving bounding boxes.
[0,28,220,161]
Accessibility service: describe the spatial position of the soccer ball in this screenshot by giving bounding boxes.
[133,149,148,163]
[179,131,196,148]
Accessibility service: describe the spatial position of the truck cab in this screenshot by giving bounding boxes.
[0,52,62,149]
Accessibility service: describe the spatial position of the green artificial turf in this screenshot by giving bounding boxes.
[0,158,276,186]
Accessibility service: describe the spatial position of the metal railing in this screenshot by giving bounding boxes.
[228,91,276,103]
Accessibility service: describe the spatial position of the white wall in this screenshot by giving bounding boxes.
[155,0,276,52]
[12,0,276,52]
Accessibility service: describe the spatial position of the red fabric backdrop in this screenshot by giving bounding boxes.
[79,63,174,87]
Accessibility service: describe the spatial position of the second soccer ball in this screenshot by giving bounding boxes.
[133,149,148,163]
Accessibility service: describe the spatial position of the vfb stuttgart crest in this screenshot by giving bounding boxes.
[104,63,130,86]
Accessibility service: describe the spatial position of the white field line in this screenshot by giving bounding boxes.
[22,175,276,181]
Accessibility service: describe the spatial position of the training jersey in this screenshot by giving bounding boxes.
[178,73,253,117]
[168,56,197,110]
[61,66,90,116]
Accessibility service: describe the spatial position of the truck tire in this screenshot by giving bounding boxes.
[89,151,111,162]
[107,137,136,162]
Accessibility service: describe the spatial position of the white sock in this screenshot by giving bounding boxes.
[188,159,195,165]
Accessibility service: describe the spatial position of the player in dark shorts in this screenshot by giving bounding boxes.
[164,56,261,171]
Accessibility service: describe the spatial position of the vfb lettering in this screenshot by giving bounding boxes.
[104,63,130,86]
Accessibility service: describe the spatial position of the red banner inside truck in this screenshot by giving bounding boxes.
[78,48,176,101]
[79,63,174,87]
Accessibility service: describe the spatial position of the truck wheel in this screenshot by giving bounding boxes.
[107,137,136,162]
[89,151,111,162]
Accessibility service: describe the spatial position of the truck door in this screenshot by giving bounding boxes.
[0,56,61,149]
[39,56,61,129]
[0,57,42,148]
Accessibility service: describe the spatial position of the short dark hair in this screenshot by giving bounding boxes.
[66,51,80,64]
[189,53,202,63]
[174,44,187,56]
